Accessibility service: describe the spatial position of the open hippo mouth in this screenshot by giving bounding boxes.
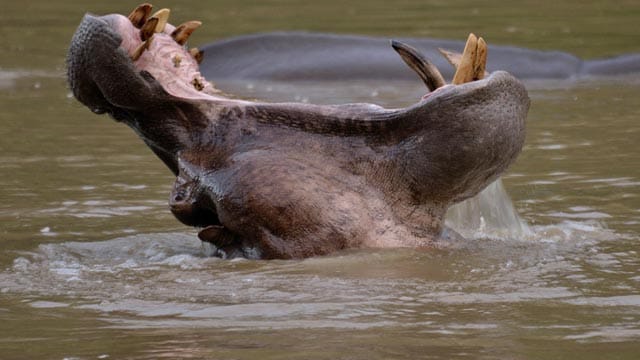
[67,4,529,259]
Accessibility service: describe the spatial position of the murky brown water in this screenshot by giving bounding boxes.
[1,1,639,359]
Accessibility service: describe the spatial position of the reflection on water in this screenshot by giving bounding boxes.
[1,0,640,359]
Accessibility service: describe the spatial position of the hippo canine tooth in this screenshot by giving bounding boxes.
[450,33,489,84]
[439,46,489,80]
[140,17,158,41]
[128,3,152,28]
[474,37,487,80]
[171,21,202,45]
[391,40,446,91]
[150,8,170,33]
[452,33,478,85]
[131,36,153,61]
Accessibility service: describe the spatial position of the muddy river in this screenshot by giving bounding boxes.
[1,0,639,359]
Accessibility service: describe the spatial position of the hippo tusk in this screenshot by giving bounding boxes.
[474,37,488,80]
[391,40,446,91]
[171,21,203,45]
[140,17,158,41]
[445,33,489,83]
[452,33,479,84]
[150,8,170,33]
[131,36,153,61]
[128,3,152,28]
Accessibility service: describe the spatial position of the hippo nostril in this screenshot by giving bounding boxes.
[171,187,189,203]
[169,193,185,207]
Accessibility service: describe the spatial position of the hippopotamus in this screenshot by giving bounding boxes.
[200,34,640,84]
[67,4,531,259]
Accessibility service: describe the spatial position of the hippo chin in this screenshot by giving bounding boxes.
[66,5,529,259]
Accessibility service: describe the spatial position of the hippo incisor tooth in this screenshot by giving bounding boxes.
[128,3,152,28]
[391,40,445,91]
[150,8,170,33]
[473,37,487,80]
[131,36,153,61]
[189,47,204,64]
[452,33,478,85]
[171,21,202,45]
[140,17,158,41]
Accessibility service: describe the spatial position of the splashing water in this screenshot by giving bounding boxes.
[447,179,532,239]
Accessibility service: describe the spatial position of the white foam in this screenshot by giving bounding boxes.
[446,179,532,240]
[30,301,70,309]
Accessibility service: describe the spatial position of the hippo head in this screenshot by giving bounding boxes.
[66,4,529,258]
[66,8,228,174]
[67,9,215,117]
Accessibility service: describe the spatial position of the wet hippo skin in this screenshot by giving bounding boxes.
[67,6,530,259]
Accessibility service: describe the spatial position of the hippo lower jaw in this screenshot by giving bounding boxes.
[66,5,529,259]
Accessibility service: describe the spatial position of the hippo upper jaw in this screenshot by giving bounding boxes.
[67,13,233,113]
[66,12,524,130]
[67,14,160,119]
[67,13,224,173]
